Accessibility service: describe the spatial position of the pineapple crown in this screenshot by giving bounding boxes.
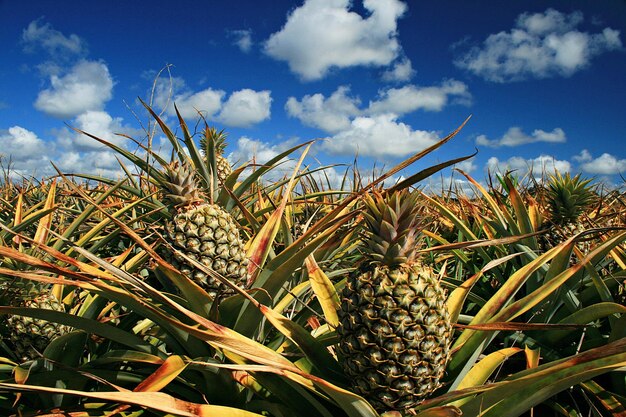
[199,126,227,156]
[360,189,423,267]
[161,161,205,209]
[545,172,595,225]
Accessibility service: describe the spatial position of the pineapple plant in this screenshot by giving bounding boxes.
[1,280,70,362]
[337,189,452,413]
[199,126,232,185]
[160,160,248,299]
[540,172,596,252]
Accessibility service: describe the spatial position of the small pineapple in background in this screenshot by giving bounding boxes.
[1,281,70,362]
[541,172,596,252]
[160,161,248,299]
[337,189,452,413]
[200,126,232,185]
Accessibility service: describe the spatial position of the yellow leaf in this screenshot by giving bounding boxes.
[305,256,340,327]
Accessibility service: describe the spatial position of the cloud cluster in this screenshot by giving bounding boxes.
[322,114,439,157]
[34,60,114,119]
[367,80,471,115]
[285,80,470,157]
[286,80,470,135]
[1,126,49,163]
[286,86,361,133]
[476,127,566,147]
[575,150,626,175]
[456,9,622,82]
[152,77,272,127]
[22,18,87,57]
[381,57,415,82]
[219,89,272,127]
[264,0,407,80]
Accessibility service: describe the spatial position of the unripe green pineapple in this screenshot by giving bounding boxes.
[541,172,595,252]
[161,161,248,298]
[2,284,70,362]
[338,190,452,413]
[200,126,232,185]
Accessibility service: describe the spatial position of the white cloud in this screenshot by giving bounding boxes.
[151,75,225,119]
[476,127,566,147]
[0,125,123,179]
[264,0,407,80]
[60,110,132,151]
[228,136,291,165]
[34,60,114,118]
[580,152,626,175]
[286,86,361,133]
[454,159,477,173]
[368,80,471,115]
[455,8,622,82]
[322,113,439,157]
[287,80,469,134]
[22,19,87,57]
[218,89,272,127]
[231,29,253,53]
[573,149,592,162]
[486,154,571,177]
[0,126,48,162]
[176,88,225,120]
[55,150,124,178]
[381,57,415,82]
[227,136,300,181]
[151,77,270,127]
[2,111,145,179]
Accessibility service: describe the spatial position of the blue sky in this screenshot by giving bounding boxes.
[1,0,625,190]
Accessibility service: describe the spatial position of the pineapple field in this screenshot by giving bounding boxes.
[1,107,626,417]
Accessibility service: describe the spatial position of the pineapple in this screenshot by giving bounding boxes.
[1,281,70,362]
[337,190,452,413]
[160,161,248,298]
[200,126,232,185]
[540,172,596,252]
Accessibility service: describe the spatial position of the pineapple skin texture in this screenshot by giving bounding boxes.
[338,264,452,413]
[216,154,232,185]
[166,203,248,298]
[6,294,70,362]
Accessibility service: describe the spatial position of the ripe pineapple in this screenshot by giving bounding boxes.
[337,190,452,413]
[161,161,248,298]
[540,172,595,252]
[200,126,232,185]
[1,282,70,362]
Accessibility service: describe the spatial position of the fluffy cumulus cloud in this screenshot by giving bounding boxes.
[2,110,148,178]
[54,149,125,178]
[476,127,566,147]
[287,80,469,134]
[176,89,225,120]
[578,151,626,175]
[367,80,471,115]
[152,77,271,127]
[286,86,361,133]
[22,19,87,57]
[322,114,439,157]
[0,126,49,163]
[381,57,416,82]
[264,0,407,80]
[455,9,622,82]
[486,154,571,176]
[59,110,134,151]
[34,60,114,118]
[218,89,272,127]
